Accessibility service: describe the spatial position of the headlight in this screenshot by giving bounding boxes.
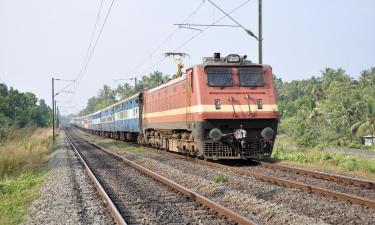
[226,54,241,63]
[209,128,223,141]
[261,127,274,140]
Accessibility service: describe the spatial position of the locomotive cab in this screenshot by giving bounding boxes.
[187,53,279,160]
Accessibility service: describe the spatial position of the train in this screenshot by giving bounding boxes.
[71,53,279,160]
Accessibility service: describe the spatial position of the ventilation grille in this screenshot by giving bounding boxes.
[203,141,272,159]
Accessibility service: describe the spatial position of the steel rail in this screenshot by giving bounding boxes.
[72,128,375,209]
[195,160,375,209]
[71,131,258,225]
[254,160,375,189]
[145,150,375,208]
[65,131,127,225]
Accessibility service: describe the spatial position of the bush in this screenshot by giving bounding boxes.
[212,173,228,183]
[0,127,52,178]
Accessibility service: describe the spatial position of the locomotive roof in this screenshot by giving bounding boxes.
[146,74,186,94]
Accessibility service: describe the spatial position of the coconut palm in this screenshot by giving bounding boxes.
[351,100,375,144]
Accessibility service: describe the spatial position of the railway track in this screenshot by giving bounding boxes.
[72,128,375,210]
[254,160,375,189]
[65,129,258,225]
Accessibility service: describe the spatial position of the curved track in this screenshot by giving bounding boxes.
[66,129,258,225]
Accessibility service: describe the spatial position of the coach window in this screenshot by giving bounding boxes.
[182,82,186,90]
[165,88,168,96]
[173,85,177,93]
[206,67,233,87]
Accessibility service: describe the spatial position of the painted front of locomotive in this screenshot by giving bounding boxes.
[190,63,279,159]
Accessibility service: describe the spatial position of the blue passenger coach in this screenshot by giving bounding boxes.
[71,93,141,140]
[112,93,141,140]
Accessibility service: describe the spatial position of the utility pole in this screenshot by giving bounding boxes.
[258,0,263,64]
[52,78,55,142]
[57,106,59,128]
[54,100,57,128]
[134,77,137,88]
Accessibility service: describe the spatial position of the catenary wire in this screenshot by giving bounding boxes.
[137,0,251,77]
[128,1,206,77]
[67,0,116,107]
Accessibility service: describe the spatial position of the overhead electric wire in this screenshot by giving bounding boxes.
[207,0,258,39]
[137,0,251,77]
[128,0,206,77]
[78,0,105,78]
[77,0,116,84]
[67,0,116,107]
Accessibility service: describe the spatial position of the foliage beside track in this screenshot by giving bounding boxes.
[99,139,149,153]
[0,83,51,133]
[0,126,53,178]
[79,71,169,116]
[0,127,53,225]
[0,172,46,225]
[275,67,375,147]
[272,137,375,179]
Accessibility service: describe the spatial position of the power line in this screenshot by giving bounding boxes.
[207,0,258,40]
[68,0,116,107]
[137,0,252,77]
[128,1,206,77]
[78,0,116,84]
[78,0,105,79]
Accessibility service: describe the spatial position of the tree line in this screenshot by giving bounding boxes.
[276,67,375,147]
[79,71,169,116]
[0,83,51,130]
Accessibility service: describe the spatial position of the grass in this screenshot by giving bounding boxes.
[272,136,375,179]
[0,171,46,225]
[212,173,228,183]
[99,139,149,153]
[0,126,53,178]
[0,126,53,224]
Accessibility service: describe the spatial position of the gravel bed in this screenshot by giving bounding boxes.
[75,129,375,225]
[70,133,234,225]
[247,165,375,199]
[22,132,115,225]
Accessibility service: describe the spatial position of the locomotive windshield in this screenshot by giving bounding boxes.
[206,67,232,87]
[238,67,265,87]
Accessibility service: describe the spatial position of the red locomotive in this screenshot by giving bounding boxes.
[73,53,278,160]
[140,53,278,159]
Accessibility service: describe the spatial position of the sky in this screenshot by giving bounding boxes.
[0,0,374,115]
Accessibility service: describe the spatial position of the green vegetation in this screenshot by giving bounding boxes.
[275,67,375,148]
[212,173,228,183]
[272,137,375,178]
[0,127,53,225]
[0,172,46,225]
[0,126,52,178]
[0,83,51,134]
[79,71,169,116]
[100,139,149,153]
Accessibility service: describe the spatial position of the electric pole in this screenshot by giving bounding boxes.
[57,106,59,128]
[52,78,55,142]
[54,100,57,128]
[258,0,263,64]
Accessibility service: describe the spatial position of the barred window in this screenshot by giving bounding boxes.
[206,67,233,87]
[238,67,265,87]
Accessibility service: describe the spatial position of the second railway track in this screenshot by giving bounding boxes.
[73,127,375,209]
[65,128,258,225]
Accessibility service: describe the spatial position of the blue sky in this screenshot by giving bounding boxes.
[0,0,374,114]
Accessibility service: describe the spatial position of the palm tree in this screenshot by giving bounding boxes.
[351,100,375,144]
